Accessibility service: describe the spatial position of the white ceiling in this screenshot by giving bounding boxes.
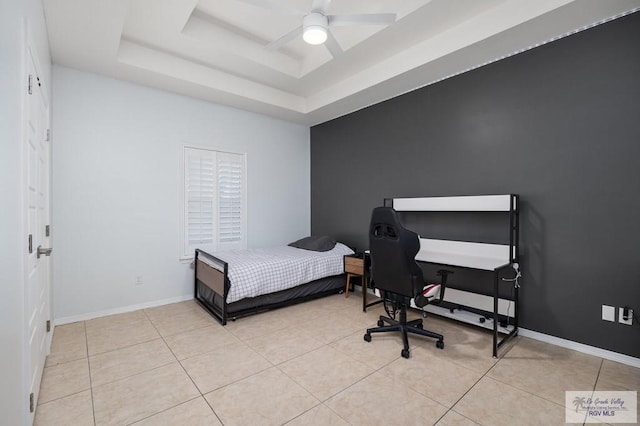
[43,0,640,125]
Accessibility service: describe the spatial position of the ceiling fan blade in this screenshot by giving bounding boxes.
[311,0,331,13]
[233,0,304,15]
[266,26,303,50]
[324,30,343,59]
[328,13,396,27]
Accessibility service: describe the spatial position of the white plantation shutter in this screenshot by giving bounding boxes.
[217,152,245,249]
[183,147,246,258]
[186,149,215,247]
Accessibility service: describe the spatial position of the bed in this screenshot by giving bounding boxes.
[194,237,354,324]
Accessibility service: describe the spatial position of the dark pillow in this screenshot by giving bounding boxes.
[288,236,337,252]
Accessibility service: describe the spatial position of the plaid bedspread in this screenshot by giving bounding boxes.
[210,243,354,303]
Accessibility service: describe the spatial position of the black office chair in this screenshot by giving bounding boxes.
[364,206,446,358]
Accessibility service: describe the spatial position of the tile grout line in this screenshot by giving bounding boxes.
[432,333,519,425]
[592,358,604,392]
[272,337,358,425]
[582,359,605,426]
[272,319,411,425]
[44,297,632,425]
[84,314,162,359]
[87,344,177,388]
[307,318,469,424]
[85,310,178,391]
[122,396,204,426]
[433,365,495,425]
[240,304,357,423]
[113,326,389,425]
[459,337,607,423]
[36,332,90,406]
[54,303,426,423]
[140,307,227,425]
[191,311,317,424]
[83,307,209,425]
[37,322,99,422]
[237,308,374,423]
[83,321,97,426]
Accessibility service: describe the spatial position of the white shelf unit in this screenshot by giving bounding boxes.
[389,194,520,357]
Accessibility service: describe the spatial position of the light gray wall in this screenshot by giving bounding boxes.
[1,0,52,423]
[52,66,310,321]
[0,6,26,422]
[311,12,640,358]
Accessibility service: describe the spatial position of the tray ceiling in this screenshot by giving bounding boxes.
[44,0,640,125]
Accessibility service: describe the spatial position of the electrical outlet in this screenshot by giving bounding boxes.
[619,307,633,325]
[602,305,615,322]
[135,275,143,285]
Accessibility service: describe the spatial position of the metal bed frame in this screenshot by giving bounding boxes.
[194,248,344,325]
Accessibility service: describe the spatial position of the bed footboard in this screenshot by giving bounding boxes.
[194,249,230,325]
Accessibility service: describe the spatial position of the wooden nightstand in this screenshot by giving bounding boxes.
[343,254,364,298]
[344,253,379,312]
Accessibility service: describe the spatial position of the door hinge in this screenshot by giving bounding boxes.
[28,234,33,254]
[46,129,51,142]
[29,393,34,413]
[45,225,50,237]
[46,320,51,332]
[28,74,33,95]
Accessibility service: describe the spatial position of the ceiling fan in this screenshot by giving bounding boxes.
[234,0,397,58]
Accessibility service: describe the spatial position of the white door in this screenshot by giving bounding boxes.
[25,41,52,422]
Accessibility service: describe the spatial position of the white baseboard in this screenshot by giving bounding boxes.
[54,294,194,326]
[518,328,640,368]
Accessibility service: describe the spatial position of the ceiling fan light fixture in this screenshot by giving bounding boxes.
[303,27,327,44]
[302,12,328,45]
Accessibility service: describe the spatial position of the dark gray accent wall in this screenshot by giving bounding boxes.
[311,12,640,358]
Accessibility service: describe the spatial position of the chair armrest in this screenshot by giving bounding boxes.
[414,269,454,307]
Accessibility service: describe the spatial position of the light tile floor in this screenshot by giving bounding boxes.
[35,293,639,425]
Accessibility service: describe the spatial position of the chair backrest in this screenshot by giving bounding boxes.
[369,207,424,300]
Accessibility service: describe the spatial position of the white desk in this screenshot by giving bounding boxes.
[416,238,512,271]
[388,194,520,357]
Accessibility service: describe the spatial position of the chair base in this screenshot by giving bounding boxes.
[364,305,444,358]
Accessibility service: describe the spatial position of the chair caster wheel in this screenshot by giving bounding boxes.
[436,340,444,349]
[401,349,410,359]
[422,311,427,318]
[377,319,384,327]
[364,333,371,342]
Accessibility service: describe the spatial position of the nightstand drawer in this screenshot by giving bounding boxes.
[344,256,364,275]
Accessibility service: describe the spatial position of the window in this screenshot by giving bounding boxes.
[181,146,246,259]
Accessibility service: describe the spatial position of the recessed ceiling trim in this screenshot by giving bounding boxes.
[117,39,306,112]
[44,0,640,126]
[304,1,640,125]
[306,0,636,113]
[183,10,301,77]
[306,0,575,112]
